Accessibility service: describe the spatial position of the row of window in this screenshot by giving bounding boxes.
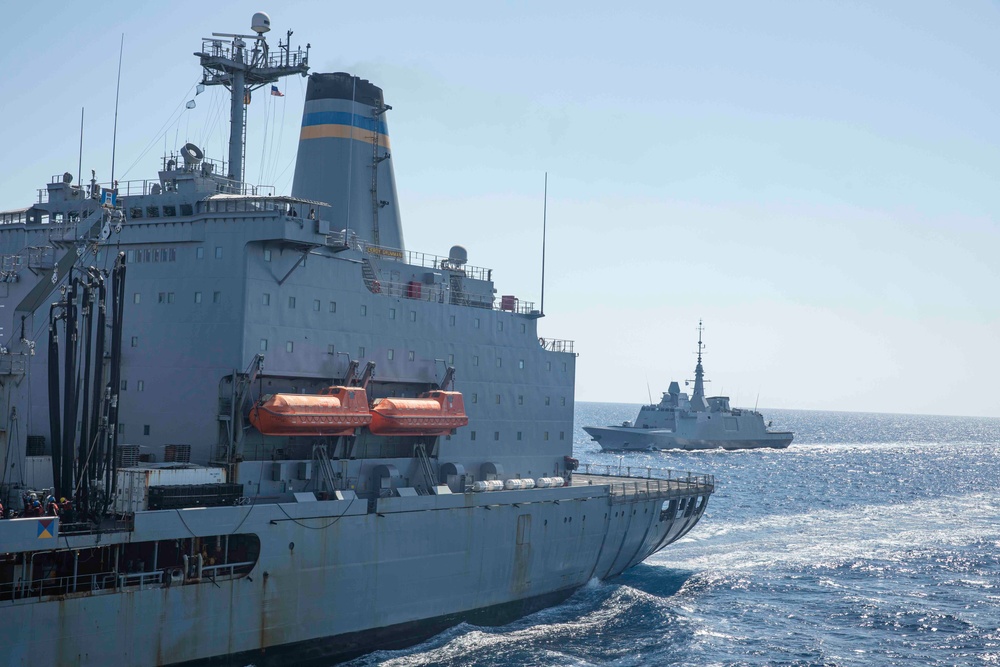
[465,431,565,442]
[467,393,567,406]
[128,204,194,219]
[253,338,568,372]
[114,423,151,436]
[132,291,221,307]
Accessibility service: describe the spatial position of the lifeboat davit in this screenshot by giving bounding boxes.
[250,386,372,436]
[368,391,468,436]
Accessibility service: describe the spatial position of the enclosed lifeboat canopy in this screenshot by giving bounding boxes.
[369,391,468,436]
[250,386,372,436]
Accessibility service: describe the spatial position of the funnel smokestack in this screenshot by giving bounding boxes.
[291,72,405,251]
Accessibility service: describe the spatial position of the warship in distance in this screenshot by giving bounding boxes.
[584,322,793,451]
[0,13,715,667]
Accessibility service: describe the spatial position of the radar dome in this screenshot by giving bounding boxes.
[448,245,468,266]
[251,12,271,34]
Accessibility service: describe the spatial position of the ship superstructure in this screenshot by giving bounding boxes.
[584,321,794,451]
[0,14,714,666]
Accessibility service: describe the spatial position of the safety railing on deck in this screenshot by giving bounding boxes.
[579,463,715,500]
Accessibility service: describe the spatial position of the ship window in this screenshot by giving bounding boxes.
[470,431,476,441]
[408,350,415,361]
[119,423,125,435]
[264,249,272,262]
[389,308,396,319]
[329,301,337,313]
[561,397,566,406]
[286,341,294,353]
[163,205,177,217]
[449,315,455,326]
[495,358,502,368]
[544,431,549,441]
[517,431,522,441]
[359,346,365,358]
[518,395,523,405]
[288,296,296,308]
[387,349,394,360]
[180,204,193,216]
[545,396,551,406]
[130,207,143,219]
[494,431,500,441]
[170,248,177,261]
[121,380,127,391]
[260,339,268,351]
[131,336,138,347]
[360,305,367,316]
[560,431,565,440]
[313,299,321,311]
[158,292,166,303]
[473,356,479,366]
[213,291,221,303]
[146,206,160,218]
[563,362,567,371]
[197,247,204,259]
[495,395,501,404]
[447,354,454,365]
[518,360,524,369]
[133,292,140,304]
[546,362,552,371]
[520,323,526,333]
[144,249,152,262]
[262,293,270,305]
[409,311,416,322]
[194,291,202,303]
[167,292,175,304]
[144,425,151,436]
[497,321,503,332]
[137,380,144,392]
[328,344,335,355]
[215,246,223,259]
[471,393,478,403]
[475,318,481,329]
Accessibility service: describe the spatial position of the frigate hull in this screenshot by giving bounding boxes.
[585,425,793,451]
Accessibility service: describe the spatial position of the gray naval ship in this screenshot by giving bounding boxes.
[584,322,793,451]
[0,13,715,667]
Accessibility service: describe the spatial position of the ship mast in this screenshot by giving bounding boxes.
[195,12,309,187]
[689,319,709,411]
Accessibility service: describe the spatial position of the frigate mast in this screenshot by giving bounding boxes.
[689,319,710,411]
[195,12,309,186]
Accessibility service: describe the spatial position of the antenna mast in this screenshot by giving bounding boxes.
[541,172,547,316]
[196,12,309,188]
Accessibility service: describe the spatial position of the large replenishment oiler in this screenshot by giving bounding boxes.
[0,14,714,666]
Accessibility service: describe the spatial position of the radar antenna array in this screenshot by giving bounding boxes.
[195,13,309,186]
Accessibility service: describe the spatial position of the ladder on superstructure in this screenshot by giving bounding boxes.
[414,443,437,494]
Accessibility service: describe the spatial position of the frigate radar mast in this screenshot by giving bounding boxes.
[195,12,309,185]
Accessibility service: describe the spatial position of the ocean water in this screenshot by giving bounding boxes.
[346,403,1000,667]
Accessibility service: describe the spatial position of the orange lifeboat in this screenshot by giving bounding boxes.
[368,391,468,436]
[250,386,372,436]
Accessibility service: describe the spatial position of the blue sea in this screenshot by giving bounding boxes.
[345,403,1000,667]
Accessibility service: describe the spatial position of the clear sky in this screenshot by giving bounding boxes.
[2,2,998,418]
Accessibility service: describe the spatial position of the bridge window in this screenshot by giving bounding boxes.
[260,339,268,351]
[286,341,294,353]
[194,292,202,304]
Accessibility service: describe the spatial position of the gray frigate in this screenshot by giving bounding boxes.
[584,321,793,451]
[0,13,715,666]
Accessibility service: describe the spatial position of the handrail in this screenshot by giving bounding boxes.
[579,463,714,490]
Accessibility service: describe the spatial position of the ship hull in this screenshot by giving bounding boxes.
[0,476,711,666]
[585,426,793,451]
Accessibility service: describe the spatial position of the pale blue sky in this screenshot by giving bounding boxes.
[2,2,998,417]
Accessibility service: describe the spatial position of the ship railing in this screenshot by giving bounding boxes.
[0,559,258,603]
[539,338,574,353]
[579,463,715,499]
